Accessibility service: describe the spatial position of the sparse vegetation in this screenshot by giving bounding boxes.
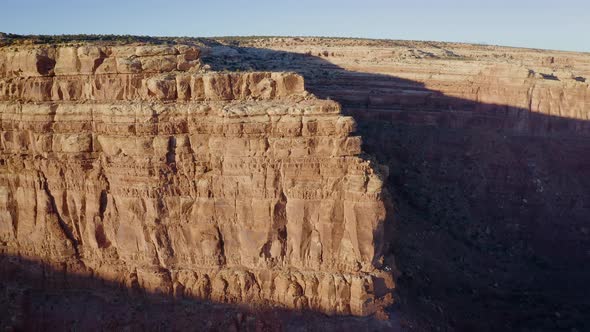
[573,75,586,82]
[540,73,559,81]
[0,32,206,47]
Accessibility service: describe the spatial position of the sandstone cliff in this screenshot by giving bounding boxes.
[201,37,590,331]
[0,43,394,318]
[2,35,589,331]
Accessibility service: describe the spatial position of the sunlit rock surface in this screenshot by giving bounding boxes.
[0,43,394,320]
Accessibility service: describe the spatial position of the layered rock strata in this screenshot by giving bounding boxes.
[204,37,590,330]
[204,38,590,135]
[0,44,393,316]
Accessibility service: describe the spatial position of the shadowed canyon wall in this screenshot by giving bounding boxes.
[1,35,589,331]
[201,38,590,331]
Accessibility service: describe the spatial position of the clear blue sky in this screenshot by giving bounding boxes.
[2,0,589,52]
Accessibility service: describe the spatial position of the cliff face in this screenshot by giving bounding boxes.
[0,43,393,318]
[205,38,590,134]
[201,38,590,331]
[2,36,589,331]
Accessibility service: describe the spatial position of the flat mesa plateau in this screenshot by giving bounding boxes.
[0,34,589,332]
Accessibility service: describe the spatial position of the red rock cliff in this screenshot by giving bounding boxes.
[0,43,394,317]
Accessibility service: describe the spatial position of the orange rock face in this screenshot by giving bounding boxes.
[205,37,590,330]
[3,36,589,330]
[0,43,393,317]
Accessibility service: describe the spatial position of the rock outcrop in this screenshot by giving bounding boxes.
[202,37,590,331]
[3,35,589,331]
[0,43,393,317]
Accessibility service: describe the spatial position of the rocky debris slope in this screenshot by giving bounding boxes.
[0,43,394,318]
